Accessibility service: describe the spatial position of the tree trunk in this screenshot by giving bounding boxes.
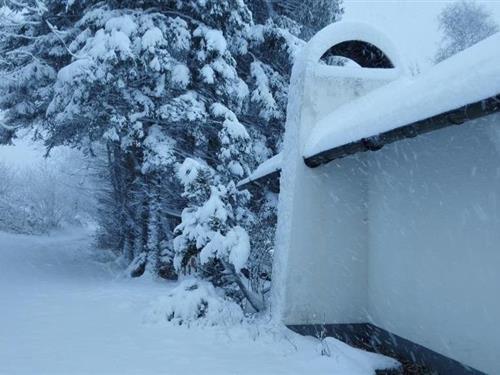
[222,260,265,312]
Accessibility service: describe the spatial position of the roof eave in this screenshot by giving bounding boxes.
[237,169,281,193]
[304,94,500,168]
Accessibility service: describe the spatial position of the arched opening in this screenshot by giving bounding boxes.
[320,40,395,68]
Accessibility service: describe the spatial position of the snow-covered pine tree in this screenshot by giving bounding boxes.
[169,8,318,307]
[0,2,60,142]
[173,154,264,311]
[172,103,257,304]
[0,0,302,283]
[260,0,344,40]
[0,1,342,304]
[169,3,309,307]
[435,0,499,63]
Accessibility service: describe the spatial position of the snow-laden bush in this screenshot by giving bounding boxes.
[174,158,266,312]
[0,150,97,234]
[145,278,244,326]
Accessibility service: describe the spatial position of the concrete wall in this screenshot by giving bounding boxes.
[278,70,398,324]
[367,113,500,374]
[274,19,499,375]
[281,155,369,324]
[273,21,403,326]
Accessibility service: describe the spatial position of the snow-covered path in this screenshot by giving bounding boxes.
[0,230,396,375]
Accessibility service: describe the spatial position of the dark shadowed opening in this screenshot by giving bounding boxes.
[321,40,395,68]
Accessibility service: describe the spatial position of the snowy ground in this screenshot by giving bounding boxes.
[0,229,397,375]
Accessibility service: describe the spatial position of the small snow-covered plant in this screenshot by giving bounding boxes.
[246,191,276,295]
[314,325,332,357]
[146,278,244,327]
[0,154,96,234]
[173,102,263,311]
[174,157,263,312]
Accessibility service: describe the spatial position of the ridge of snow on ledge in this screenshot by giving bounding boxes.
[301,21,403,69]
[304,32,500,158]
[238,152,282,187]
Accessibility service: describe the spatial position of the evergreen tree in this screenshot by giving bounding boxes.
[0,0,300,283]
[435,0,498,63]
[172,104,256,302]
[0,0,342,308]
[173,155,263,311]
[266,0,344,40]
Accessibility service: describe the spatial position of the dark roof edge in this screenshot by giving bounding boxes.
[237,169,281,193]
[304,94,500,168]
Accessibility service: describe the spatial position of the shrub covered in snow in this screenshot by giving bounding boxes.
[173,157,266,312]
[145,278,244,326]
[0,149,96,234]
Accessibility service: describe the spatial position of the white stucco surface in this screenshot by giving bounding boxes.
[366,114,500,374]
[280,114,500,374]
[273,20,500,375]
[271,22,402,323]
[281,156,369,324]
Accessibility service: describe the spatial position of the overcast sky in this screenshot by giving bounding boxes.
[344,0,500,70]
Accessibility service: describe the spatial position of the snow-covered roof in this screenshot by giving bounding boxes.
[304,32,500,161]
[238,153,282,189]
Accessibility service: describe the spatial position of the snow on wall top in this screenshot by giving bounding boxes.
[301,21,403,69]
[304,32,500,159]
[241,22,403,186]
[237,152,282,187]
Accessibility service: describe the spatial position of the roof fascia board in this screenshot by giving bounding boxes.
[304,94,500,168]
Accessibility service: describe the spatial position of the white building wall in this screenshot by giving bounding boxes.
[277,72,398,325]
[272,22,403,326]
[281,156,369,324]
[367,113,500,374]
[274,19,499,375]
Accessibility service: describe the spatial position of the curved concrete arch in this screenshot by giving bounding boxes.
[323,40,394,68]
[304,21,403,70]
